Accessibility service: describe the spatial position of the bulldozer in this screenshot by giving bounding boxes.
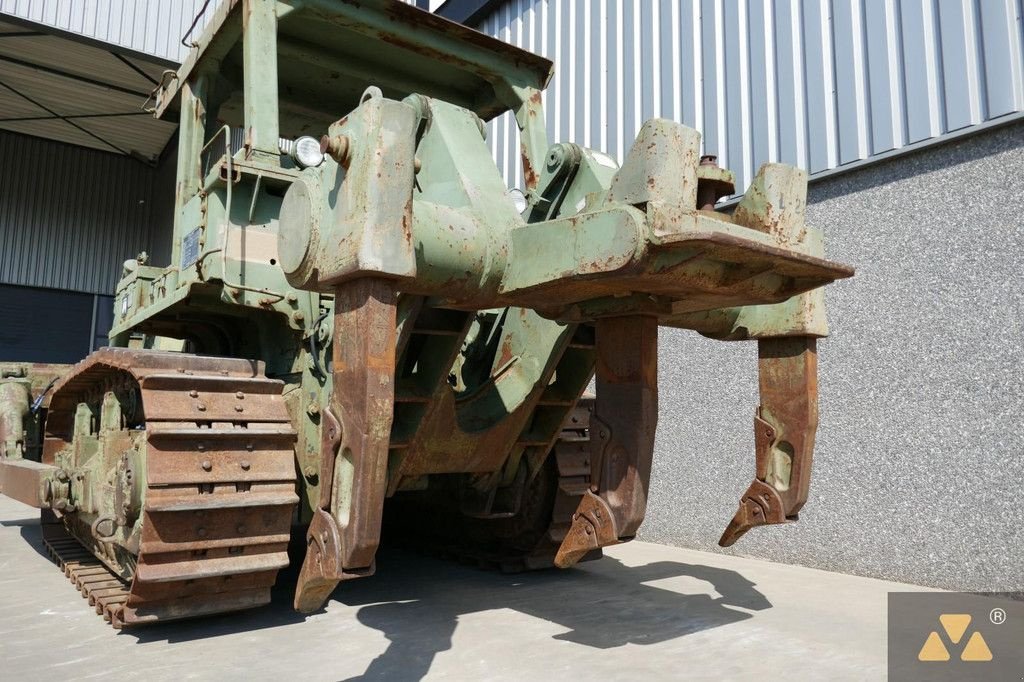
[0,0,852,628]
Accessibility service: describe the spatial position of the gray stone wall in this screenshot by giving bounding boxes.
[641,121,1024,591]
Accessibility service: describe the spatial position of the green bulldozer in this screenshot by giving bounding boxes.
[0,0,852,628]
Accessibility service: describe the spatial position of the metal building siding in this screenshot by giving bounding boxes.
[1,0,427,63]
[0,0,214,62]
[0,130,157,295]
[479,0,1024,193]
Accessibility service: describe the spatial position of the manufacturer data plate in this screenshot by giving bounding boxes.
[181,227,201,270]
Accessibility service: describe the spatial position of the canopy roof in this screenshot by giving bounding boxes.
[155,0,553,138]
[0,15,176,160]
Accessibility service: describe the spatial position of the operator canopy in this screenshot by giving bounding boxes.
[155,0,554,137]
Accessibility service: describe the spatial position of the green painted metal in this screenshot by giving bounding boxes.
[109,0,853,528]
[243,0,281,162]
[1,0,855,623]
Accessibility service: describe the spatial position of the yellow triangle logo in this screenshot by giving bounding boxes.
[939,614,971,644]
[961,632,993,662]
[918,631,950,661]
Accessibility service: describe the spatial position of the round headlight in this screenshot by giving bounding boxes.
[291,136,325,168]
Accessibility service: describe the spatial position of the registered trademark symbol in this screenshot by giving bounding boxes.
[990,607,1006,625]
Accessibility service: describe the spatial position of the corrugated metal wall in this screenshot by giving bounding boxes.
[0,0,212,62]
[479,0,1024,193]
[0,0,431,297]
[0,130,159,294]
[0,0,426,63]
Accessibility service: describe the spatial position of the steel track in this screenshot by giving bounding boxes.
[43,348,298,628]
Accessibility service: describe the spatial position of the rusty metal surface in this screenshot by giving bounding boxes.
[505,226,854,317]
[719,337,819,546]
[696,155,736,211]
[383,396,601,571]
[0,0,855,631]
[41,522,131,626]
[155,0,553,124]
[37,348,297,628]
[556,316,658,567]
[295,279,398,614]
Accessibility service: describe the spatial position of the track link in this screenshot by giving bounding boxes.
[42,522,131,625]
[44,348,298,629]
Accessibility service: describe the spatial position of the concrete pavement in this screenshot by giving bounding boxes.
[0,496,933,680]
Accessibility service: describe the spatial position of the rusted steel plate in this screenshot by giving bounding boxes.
[145,440,296,486]
[119,588,271,627]
[719,337,819,546]
[504,229,854,315]
[555,317,658,566]
[295,278,397,613]
[140,387,289,423]
[144,487,298,512]
[140,505,291,552]
[128,571,278,603]
[135,552,289,583]
[32,348,297,628]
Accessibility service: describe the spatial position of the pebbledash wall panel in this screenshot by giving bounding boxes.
[467,0,1024,591]
[0,130,161,295]
[643,120,1024,592]
[477,0,1024,193]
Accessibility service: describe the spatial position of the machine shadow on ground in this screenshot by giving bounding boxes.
[10,516,771,680]
[334,547,772,681]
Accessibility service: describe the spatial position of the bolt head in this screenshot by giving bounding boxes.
[189,389,199,398]
[201,460,212,472]
[240,460,251,471]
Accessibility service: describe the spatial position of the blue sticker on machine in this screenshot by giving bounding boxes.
[181,228,201,269]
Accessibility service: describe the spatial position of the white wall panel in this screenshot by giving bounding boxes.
[0,0,422,63]
[0,0,213,62]
[478,0,1024,193]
